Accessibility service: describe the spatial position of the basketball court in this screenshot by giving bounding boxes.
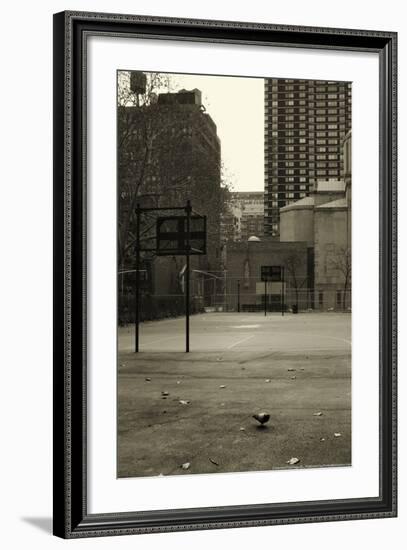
[117,312,351,478]
[119,311,350,353]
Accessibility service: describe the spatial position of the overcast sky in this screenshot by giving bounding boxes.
[120,71,264,193]
[169,73,264,192]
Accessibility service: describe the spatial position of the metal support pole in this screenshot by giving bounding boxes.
[185,200,191,353]
[282,267,285,317]
[237,280,240,313]
[223,270,227,312]
[135,203,141,352]
[264,279,267,317]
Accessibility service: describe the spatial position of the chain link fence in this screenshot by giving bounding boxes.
[118,270,351,325]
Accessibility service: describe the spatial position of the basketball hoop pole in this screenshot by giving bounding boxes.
[264,279,267,317]
[185,200,191,353]
[282,267,285,317]
[135,203,140,352]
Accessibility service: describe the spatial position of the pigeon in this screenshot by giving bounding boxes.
[253,413,270,426]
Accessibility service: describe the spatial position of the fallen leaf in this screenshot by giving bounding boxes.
[265,379,271,383]
[286,457,300,465]
[287,368,296,372]
[176,381,181,385]
[209,458,219,466]
[320,438,326,442]
[290,376,297,380]
[179,399,190,405]
[239,427,246,431]
[161,391,169,396]
[145,377,151,382]
[219,385,226,389]
[181,462,190,470]
[313,412,323,416]
[334,432,342,438]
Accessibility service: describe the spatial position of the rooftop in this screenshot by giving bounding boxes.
[280,196,315,212]
[315,180,346,193]
[315,198,348,210]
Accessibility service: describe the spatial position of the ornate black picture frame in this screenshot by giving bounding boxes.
[53,10,397,538]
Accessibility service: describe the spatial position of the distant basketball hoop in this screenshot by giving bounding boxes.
[261,265,282,282]
[261,265,285,317]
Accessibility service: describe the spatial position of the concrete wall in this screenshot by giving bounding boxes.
[280,207,314,245]
[314,208,350,310]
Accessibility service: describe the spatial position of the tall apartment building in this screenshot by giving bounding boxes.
[232,192,264,241]
[264,78,352,237]
[118,87,221,270]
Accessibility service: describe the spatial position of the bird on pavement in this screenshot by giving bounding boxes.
[253,412,270,426]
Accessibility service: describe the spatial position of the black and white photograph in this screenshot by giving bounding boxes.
[117,70,352,478]
[0,0,401,545]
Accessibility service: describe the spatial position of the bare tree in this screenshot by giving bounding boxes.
[329,246,351,310]
[118,71,235,296]
[283,252,307,310]
[117,72,174,270]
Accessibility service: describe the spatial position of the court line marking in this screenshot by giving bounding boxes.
[226,334,255,350]
[140,335,181,346]
[231,324,261,329]
[324,335,352,346]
